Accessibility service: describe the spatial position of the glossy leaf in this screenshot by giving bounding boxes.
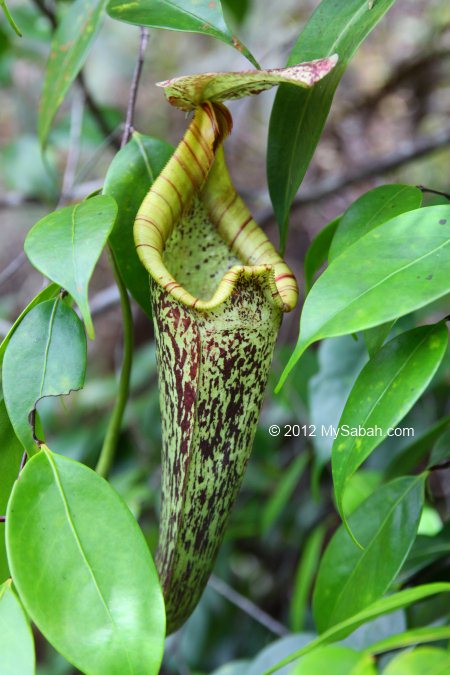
[332,323,448,538]
[38,0,107,146]
[106,0,259,68]
[363,321,396,357]
[264,583,450,674]
[0,581,35,675]
[292,645,376,675]
[0,283,59,364]
[277,205,450,390]
[261,453,308,534]
[103,132,173,316]
[267,0,396,246]
[341,470,382,516]
[290,523,327,632]
[158,57,337,111]
[313,476,425,633]
[0,401,23,583]
[309,335,368,473]
[304,217,340,295]
[429,427,450,467]
[368,625,450,655]
[25,195,117,338]
[329,185,423,262]
[2,299,86,454]
[399,526,450,582]
[6,446,165,674]
[249,634,316,675]
[385,413,450,479]
[382,647,450,674]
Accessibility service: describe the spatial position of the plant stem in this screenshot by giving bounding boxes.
[95,250,134,478]
[95,24,150,476]
[121,27,149,148]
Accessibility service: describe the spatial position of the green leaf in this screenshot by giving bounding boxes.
[106,0,259,68]
[381,647,450,674]
[332,323,448,539]
[290,523,327,632]
[429,427,450,468]
[6,446,165,674]
[363,321,396,357]
[0,283,60,365]
[264,583,450,674]
[292,645,376,675]
[399,526,450,582]
[249,634,316,675]
[341,470,382,516]
[385,414,450,479]
[329,185,423,262]
[313,476,425,633]
[277,205,450,390]
[0,401,23,583]
[38,0,107,147]
[2,298,86,454]
[261,453,308,535]
[367,625,450,655]
[103,132,173,316]
[0,581,35,675]
[0,0,22,37]
[267,0,396,246]
[304,217,340,295]
[222,0,251,25]
[158,57,337,111]
[308,335,368,473]
[24,195,117,338]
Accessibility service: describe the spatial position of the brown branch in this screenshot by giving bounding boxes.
[418,185,450,202]
[208,574,290,637]
[121,27,149,148]
[259,126,450,227]
[349,47,450,115]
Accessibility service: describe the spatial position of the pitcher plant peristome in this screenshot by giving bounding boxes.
[134,57,337,633]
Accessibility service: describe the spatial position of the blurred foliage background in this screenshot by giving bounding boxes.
[1,0,449,673]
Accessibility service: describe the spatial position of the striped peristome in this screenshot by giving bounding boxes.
[134,99,302,633]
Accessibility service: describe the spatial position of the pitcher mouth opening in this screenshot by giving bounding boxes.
[134,104,298,314]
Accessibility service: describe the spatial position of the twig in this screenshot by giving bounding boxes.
[89,283,121,317]
[258,126,450,226]
[59,88,85,205]
[208,575,290,637]
[417,185,450,202]
[95,251,133,478]
[121,27,149,148]
[347,47,450,116]
[0,251,26,287]
[429,459,450,472]
[94,26,151,474]
[77,72,121,150]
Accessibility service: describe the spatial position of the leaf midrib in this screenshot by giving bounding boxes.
[335,326,437,502]
[283,2,368,214]
[331,185,415,259]
[44,451,134,674]
[326,476,423,630]
[38,298,60,398]
[309,237,450,343]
